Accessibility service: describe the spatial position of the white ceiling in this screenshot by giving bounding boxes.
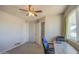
[0,5,67,21]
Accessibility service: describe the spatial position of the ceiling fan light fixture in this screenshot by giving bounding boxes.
[28,12,35,16]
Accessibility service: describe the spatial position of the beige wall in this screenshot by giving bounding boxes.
[77,7,79,40]
[35,22,42,45]
[29,22,36,42]
[45,15,62,42]
[0,11,29,52]
[35,15,62,45]
[35,17,45,47]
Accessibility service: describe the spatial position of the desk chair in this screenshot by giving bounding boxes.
[42,37,55,54]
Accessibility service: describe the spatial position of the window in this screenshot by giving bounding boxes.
[66,9,76,40]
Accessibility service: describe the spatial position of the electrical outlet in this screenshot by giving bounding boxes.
[15,42,21,46]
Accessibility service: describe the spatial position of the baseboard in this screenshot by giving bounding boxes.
[1,41,29,53]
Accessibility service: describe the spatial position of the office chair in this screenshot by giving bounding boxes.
[42,37,55,54]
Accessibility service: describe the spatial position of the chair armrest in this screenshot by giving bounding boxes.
[48,43,54,48]
[48,43,54,45]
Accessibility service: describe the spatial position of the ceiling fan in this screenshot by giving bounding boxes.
[19,5,42,16]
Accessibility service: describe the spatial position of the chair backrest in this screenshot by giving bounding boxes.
[42,37,49,49]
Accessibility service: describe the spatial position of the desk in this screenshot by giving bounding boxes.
[54,41,78,54]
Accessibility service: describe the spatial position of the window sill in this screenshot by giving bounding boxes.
[66,39,79,53]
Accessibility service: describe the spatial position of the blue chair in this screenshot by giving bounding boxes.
[42,37,55,54]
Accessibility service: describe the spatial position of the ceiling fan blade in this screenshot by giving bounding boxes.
[28,5,32,11]
[26,13,29,16]
[35,10,42,13]
[19,9,28,12]
[34,13,37,16]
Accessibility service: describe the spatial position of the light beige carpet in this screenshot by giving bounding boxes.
[7,42,44,54]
